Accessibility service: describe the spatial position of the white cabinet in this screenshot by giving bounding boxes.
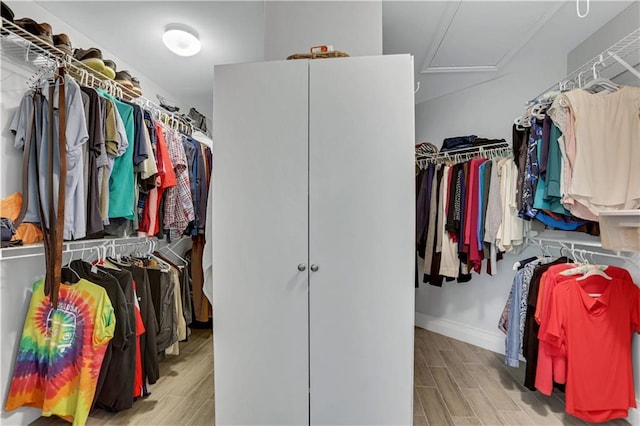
[212,55,415,425]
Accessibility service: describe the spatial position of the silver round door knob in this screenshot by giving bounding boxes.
[297,264,306,272]
[310,264,319,272]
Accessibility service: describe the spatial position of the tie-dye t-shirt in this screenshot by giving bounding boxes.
[5,279,115,425]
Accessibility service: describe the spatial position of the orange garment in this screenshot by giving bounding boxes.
[0,192,43,244]
[138,124,177,236]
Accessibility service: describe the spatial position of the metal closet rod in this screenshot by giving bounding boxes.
[416,141,512,165]
[0,236,158,261]
[529,238,638,262]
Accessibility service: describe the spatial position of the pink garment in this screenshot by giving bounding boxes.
[559,108,597,221]
[463,159,486,274]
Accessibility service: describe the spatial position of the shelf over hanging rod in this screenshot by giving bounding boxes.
[531,28,640,102]
[528,230,640,264]
[1,17,207,135]
[416,141,512,166]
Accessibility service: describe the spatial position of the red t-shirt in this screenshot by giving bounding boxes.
[538,275,640,422]
[138,123,177,235]
[535,265,634,395]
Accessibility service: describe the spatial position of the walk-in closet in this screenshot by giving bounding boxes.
[1,1,638,425]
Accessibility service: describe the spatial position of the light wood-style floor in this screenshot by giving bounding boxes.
[31,328,215,426]
[31,327,630,426]
[412,327,629,426]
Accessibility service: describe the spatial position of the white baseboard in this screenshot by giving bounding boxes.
[414,312,506,354]
[414,313,640,425]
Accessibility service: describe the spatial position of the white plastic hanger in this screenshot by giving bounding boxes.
[583,56,619,93]
[63,250,81,281]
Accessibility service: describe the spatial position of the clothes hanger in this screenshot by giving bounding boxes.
[153,251,182,271]
[147,240,172,269]
[62,250,81,282]
[159,244,188,266]
[575,250,612,281]
[582,57,619,93]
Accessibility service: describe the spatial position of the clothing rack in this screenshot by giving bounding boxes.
[0,236,157,261]
[0,17,204,135]
[529,232,640,264]
[531,28,640,103]
[416,141,512,168]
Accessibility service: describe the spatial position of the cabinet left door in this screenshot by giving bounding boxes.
[212,60,310,425]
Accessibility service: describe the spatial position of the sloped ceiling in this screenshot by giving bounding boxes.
[383,0,636,104]
[36,0,636,112]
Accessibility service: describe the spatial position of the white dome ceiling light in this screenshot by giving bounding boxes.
[162,23,201,57]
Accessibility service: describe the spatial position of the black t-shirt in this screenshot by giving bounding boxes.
[62,260,133,409]
[94,265,137,411]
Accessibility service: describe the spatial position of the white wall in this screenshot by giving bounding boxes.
[264,1,382,61]
[415,62,566,150]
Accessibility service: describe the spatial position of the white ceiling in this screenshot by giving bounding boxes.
[35,0,636,115]
[383,0,636,103]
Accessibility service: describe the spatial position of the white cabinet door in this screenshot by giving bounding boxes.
[212,60,310,425]
[308,55,416,425]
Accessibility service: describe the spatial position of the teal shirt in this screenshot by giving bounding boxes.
[533,123,570,215]
[98,90,135,220]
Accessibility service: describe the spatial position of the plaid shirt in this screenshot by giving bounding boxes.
[163,128,195,232]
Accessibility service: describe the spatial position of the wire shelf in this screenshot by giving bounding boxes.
[564,28,640,87]
[416,141,512,166]
[1,18,204,134]
[533,28,640,101]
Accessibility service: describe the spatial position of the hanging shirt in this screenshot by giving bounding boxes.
[98,98,123,222]
[496,158,524,252]
[534,264,634,396]
[519,118,542,220]
[11,76,90,240]
[438,165,460,279]
[183,137,209,235]
[5,279,114,426]
[464,158,487,273]
[538,274,640,423]
[562,86,640,216]
[138,123,177,236]
[131,281,146,399]
[98,90,136,220]
[118,262,160,388]
[93,266,137,412]
[80,87,106,236]
[163,129,195,233]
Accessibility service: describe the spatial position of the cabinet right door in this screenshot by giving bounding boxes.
[308,55,416,424]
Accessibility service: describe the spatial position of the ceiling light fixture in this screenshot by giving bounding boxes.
[162,23,201,57]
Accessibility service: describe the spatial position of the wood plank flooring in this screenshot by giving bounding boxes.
[412,327,630,426]
[30,327,630,425]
